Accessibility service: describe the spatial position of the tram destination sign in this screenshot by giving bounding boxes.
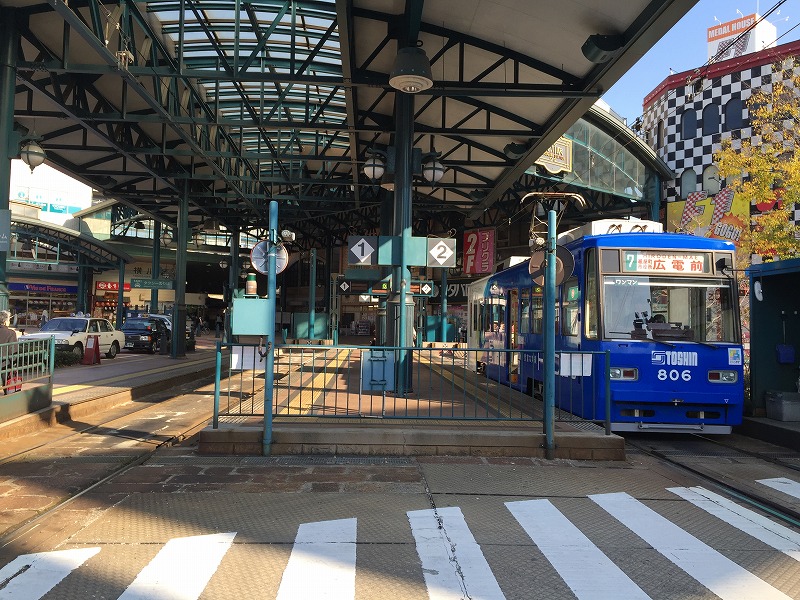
[622,251,711,274]
[131,278,175,290]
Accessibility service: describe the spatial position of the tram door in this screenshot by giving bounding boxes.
[508,289,520,384]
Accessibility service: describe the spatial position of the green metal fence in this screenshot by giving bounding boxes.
[212,342,611,432]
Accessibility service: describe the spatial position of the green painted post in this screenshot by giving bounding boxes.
[0,9,18,312]
[309,248,316,339]
[150,220,161,313]
[544,209,556,459]
[263,200,278,455]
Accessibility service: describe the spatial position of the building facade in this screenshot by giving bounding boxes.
[641,16,800,243]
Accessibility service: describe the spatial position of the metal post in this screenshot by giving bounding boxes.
[544,209,556,459]
[226,229,240,343]
[309,248,316,339]
[263,200,278,455]
[213,341,222,429]
[150,220,161,312]
[393,91,414,393]
[116,257,125,327]
[172,184,188,357]
[440,268,448,342]
[0,8,16,312]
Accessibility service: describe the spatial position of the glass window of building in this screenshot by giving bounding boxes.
[702,104,720,136]
[702,165,721,195]
[680,169,698,197]
[724,98,743,131]
[681,108,697,140]
[657,119,664,148]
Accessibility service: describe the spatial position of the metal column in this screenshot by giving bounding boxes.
[308,248,316,339]
[0,8,18,312]
[544,209,557,459]
[171,184,188,357]
[150,220,162,312]
[263,200,278,455]
[392,91,414,393]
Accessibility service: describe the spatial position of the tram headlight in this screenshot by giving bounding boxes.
[708,370,737,383]
[610,367,638,380]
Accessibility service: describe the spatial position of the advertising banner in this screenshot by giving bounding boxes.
[666,187,748,246]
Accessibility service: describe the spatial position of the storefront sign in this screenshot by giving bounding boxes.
[95,281,131,292]
[463,228,495,274]
[9,282,78,294]
[535,137,572,174]
[131,278,175,290]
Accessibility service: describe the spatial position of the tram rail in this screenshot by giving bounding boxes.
[625,434,800,528]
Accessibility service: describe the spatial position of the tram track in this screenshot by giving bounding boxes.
[625,434,800,528]
[0,374,219,549]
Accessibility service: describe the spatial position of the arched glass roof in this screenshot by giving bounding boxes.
[5,0,696,247]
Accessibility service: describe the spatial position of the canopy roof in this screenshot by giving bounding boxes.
[4,0,696,247]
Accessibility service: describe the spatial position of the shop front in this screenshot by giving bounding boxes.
[9,281,78,329]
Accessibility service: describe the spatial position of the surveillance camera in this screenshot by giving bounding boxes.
[280,230,296,242]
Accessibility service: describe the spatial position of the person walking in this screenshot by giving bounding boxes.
[41,308,48,326]
[0,310,18,395]
[195,314,204,337]
[215,313,223,338]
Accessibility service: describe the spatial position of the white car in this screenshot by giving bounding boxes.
[25,317,125,358]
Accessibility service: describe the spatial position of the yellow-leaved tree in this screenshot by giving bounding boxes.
[715,65,800,263]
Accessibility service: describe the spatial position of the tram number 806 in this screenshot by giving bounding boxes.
[657,369,692,381]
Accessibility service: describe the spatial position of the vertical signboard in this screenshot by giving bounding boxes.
[0,210,10,252]
[463,228,495,274]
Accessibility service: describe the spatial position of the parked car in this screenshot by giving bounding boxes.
[120,317,170,354]
[142,313,195,351]
[25,317,124,358]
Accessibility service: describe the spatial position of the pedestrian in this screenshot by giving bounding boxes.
[215,313,223,338]
[0,310,18,395]
[41,308,48,326]
[195,315,203,337]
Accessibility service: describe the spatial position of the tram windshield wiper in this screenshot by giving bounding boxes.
[692,340,720,349]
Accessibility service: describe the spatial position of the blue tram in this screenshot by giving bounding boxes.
[467,219,744,433]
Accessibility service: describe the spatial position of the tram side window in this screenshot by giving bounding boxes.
[531,293,543,334]
[562,278,580,336]
[520,289,530,334]
[584,248,598,339]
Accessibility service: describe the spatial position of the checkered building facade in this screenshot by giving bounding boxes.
[641,39,800,224]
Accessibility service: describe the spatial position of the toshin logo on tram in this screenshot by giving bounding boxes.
[651,351,698,366]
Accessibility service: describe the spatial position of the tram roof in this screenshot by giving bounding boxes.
[4,0,697,247]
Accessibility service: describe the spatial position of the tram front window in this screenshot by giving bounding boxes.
[602,276,739,343]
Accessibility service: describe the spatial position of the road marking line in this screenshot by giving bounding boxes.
[669,486,800,560]
[0,547,99,599]
[506,499,650,599]
[117,532,235,600]
[757,477,800,499]
[591,492,792,600]
[407,506,505,599]
[276,518,356,600]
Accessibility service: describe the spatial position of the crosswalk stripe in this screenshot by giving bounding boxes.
[0,547,99,600]
[669,486,800,560]
[505,499,651,600]
[757,477,800,499]
[117,532,236,600]
[276,518,357,600]
[407,506,505,599]
[591,492,792,600]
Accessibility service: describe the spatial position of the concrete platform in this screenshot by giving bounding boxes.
[199,418,626,460]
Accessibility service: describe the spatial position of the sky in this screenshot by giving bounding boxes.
[602,0,800,125]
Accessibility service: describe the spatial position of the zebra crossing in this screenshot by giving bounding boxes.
[1,477,798,600]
